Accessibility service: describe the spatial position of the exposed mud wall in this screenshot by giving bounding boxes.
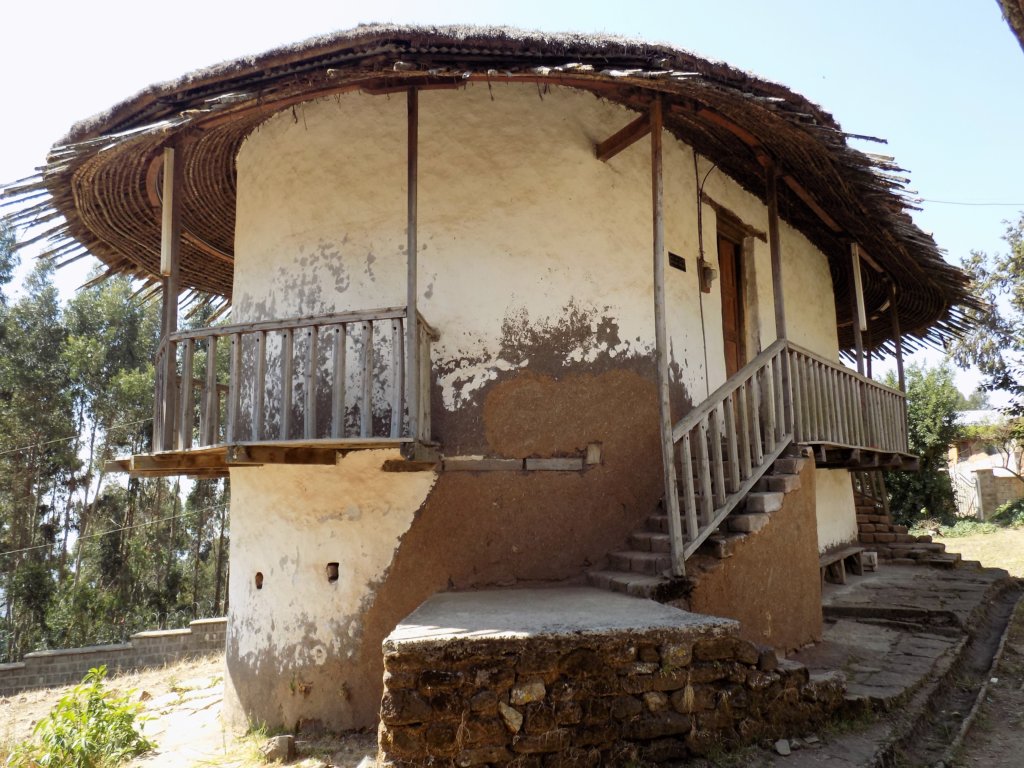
[685,458,822,653]
[815,468,858,551]
[346,367,664,727]
[222,450,437,729]
[226,82,847,730]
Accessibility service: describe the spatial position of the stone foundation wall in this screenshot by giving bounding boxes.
[0,618,225,697]
[976,468,1024,519]
[379,626,844,766]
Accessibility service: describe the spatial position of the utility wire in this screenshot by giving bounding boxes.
[0,500,228,560]
[0,421,151,456]
[917,198,1024,207]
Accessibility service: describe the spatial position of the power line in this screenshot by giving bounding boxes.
[0,500,228,559]
[0,418,152,458]
[917,198,1024,207]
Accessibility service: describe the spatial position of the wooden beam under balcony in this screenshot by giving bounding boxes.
[107,438,412,477]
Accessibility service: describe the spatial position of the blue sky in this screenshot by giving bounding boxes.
[2,0,1023,390]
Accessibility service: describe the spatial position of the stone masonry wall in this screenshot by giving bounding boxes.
[0,618,225,697]
[975,468,1024,519]
[379,629,845,766]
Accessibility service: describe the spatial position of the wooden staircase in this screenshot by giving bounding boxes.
[587,451,810,599]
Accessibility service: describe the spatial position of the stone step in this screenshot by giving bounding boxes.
[772,456,806,475]
[743,491,784,514]
[697,533,745,559]
[586,570,667,598]
[645,514,670,534]
[921,553,962,569]
[630,530,672,554]
[727,512,770,534]
[754,473,802,493]
[608,550,672,575]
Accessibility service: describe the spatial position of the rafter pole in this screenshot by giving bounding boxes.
[159,145,183,451]
[765,160,786,341]
[849,243,866,375]
[405,87,421,449]
[889,282,905,392]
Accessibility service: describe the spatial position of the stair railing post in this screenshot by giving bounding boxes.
[650,96,685,577]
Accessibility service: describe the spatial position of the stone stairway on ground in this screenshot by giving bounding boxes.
[855,491,977,570]
[587,451,809,600]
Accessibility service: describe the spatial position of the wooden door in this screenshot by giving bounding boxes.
[718,234,744,378]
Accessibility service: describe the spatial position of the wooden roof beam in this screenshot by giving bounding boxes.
[595,113,651,162]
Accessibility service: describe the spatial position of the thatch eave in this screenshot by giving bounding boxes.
[2,23,977,356]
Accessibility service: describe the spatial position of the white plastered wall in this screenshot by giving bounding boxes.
[228,82,856,721]
[814,467,859,551]
[222,450,436,724]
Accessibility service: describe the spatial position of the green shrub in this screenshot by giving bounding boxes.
[991,498,1024,527]
[7,666,154,768]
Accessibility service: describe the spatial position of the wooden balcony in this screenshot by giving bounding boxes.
[111,306,438,477]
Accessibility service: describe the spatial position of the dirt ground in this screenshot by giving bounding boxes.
[955,588,1024,767]
[0,656,376,767]
[938,527,1024,577]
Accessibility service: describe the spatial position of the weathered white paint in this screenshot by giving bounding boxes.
[228,82,855,727]
[814,468,858,551]
[234,83,843,417]
[222,449,436,725]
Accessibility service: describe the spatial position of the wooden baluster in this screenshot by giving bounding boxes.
[749,376,764,466]
[281,329,294,441]
[827,367,839,443]
[178,338,194,450]
[736,383,752,479]
[763,359,776,454]
[202,336,218,446]
[360,321,374,438]
[724,393,741,490]
[331,325,347,439]
[696,416,715,526]
[304,328,319,440]
[709,404,727,506]
[814,361,826,443]
[838,371,851,446]
[153,347,163,452]
[227,333,242,443]
[775,352,786,441]
[252,331,266,441]
[680,433,698,543]
[853,376,864,447]
[791,352,804,443]
[390,319,405,439]
[419,325,431,443]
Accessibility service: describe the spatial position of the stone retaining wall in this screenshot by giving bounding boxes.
[379,599,845,766]
[0,618,225,697]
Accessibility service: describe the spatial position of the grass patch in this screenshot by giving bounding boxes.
[6,666,154,767]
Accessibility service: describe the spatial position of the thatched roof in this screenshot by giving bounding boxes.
[2,23,976,354]
[1000,0,1024,51]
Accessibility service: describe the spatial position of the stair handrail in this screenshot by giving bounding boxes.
[664,340,909,577]
[672,339,789,443]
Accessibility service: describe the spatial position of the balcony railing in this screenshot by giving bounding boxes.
[664,338,909,574]
[152,306,437,453]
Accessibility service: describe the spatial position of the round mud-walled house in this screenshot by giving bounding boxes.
[7,25,974,733]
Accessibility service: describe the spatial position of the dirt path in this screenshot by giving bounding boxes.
[0,656,376,767]
[956,591,1024,767]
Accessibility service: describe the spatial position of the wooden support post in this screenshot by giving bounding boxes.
[889,282,905,393]
[849,243,865,375]
[650,96,685,577]
[766,160,786,340]
[405,87,421,449]
[159,146,183,451]
[765,160,792,435]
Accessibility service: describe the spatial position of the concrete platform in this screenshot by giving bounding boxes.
[385,586,736,648]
